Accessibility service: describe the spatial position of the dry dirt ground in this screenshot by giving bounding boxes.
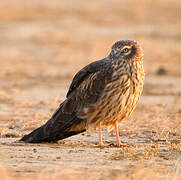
[0,0,181,179]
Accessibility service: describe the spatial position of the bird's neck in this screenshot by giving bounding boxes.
[111,59,144,80]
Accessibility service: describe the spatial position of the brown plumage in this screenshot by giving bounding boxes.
[20,40,144,147]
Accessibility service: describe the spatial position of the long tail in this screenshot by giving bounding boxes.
[20,103,86,143]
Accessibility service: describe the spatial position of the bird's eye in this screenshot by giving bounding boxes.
[123,48,129,53]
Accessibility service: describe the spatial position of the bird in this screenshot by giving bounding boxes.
[20,40,144,147]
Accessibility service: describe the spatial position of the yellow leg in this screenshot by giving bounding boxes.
[115,121,121,146]
[98,122,104,147]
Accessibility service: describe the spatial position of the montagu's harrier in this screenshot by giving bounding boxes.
[20,40,144,147]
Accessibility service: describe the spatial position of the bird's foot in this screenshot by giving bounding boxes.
[99,143,109,148]
[109,143,130,148]
[117,143,130,148]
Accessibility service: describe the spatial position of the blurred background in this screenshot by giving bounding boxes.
[1,0,181,124]
[1,0,181,79]
[0,0,181,179]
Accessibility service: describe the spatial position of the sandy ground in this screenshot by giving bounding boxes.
[0,0,181,179]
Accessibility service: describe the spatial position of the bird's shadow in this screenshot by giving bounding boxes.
[12,139,131,149]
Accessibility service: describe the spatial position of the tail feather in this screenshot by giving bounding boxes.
[20,102,86,143]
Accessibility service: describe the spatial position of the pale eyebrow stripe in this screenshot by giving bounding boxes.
[121,46,131,50]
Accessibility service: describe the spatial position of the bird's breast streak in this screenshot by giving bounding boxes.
[80,62,144,131]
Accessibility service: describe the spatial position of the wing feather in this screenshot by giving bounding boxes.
[67,59,109,97]
[62,58,114,115]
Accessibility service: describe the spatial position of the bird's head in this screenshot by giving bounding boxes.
[109,40,143,61]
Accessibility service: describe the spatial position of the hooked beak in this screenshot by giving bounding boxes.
[110,49,121,59]
[110,49,115,59]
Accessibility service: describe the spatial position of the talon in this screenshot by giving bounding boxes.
[109,143,129,148]
[99,143,107,148]
[117,143,130,148]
